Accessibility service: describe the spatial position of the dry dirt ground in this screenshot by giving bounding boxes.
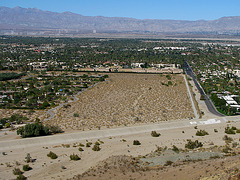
[47,73,194,130]
[1,120,240,180]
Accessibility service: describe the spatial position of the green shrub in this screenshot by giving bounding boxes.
[222,146,232,153]
[17,123,50,138]
[236,129,240,133]
[13,168,22,175]
[214,129,218,133]
[196,130,209,136]
[92,144,101,151]
[70,154,80,161]
[133,140,141,145]
[23,164,32,171]
[185,139,203,149]
[47,151,58,159]
[151,131,161,137]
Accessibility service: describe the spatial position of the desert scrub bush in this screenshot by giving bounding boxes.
[185,139,203,149]
[223,135,233,143]
[222,146,232,153]
[194,126,198,129]
[214,129,218,133]
[172,145,180,153]
[25,153,32,163]
[16,174,26,180]
[236,129,240,133]
[13,168,22,175]
[62,144,70,148]
[22,164,32,171]
[86,142,92,147]
[196,130,209,136]
[95,141,100,146]
[133,140,141,145]
[78,147,84,151]
[225,127,236,134]
[79,143,84,147]
[232,142,238,148]
[73,113,79,117]
[70,153,80,161]
[47,151,58,159]
[164,160,173,166]
[92,144,101,151]
[151,131,161,137]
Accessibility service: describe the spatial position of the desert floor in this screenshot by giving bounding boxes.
[47,73,195,130]
[1,73,239,180]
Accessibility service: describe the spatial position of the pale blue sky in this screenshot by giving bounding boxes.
[0,0,239,20]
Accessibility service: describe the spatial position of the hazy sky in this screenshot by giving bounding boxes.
[1,0,240,20]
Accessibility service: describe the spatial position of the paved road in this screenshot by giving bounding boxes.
[183,61,225,117]
[183,75,199,119]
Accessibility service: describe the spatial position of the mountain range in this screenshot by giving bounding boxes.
[1,6,240,36]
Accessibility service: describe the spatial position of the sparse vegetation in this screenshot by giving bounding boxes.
[78,147,84,151]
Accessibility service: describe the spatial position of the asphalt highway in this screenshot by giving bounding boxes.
[183,61,225,117]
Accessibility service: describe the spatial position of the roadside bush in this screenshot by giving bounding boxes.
[13,168,22,175]
[185,139,203,149]
[22,164,32,171]
[17,123,50,138]
[196,130,209,136]
[133,140,141,145]
[47,151,58,159]
[151,131,161,137]
[236,129,240,133]
[70,153,80,161]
